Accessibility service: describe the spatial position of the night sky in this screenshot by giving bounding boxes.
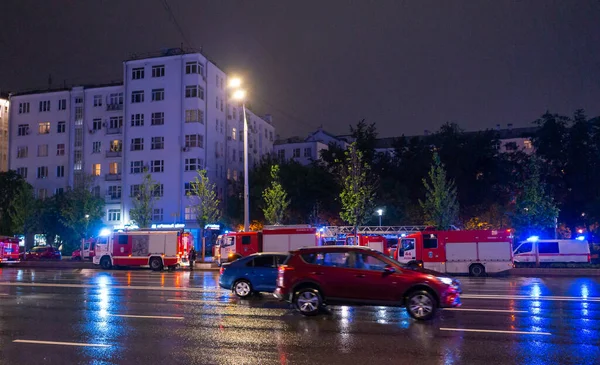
[1,1,599,139]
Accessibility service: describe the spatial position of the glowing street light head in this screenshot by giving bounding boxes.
[232,89,246,101]
[229,77,242,89]
[377,209,383,216]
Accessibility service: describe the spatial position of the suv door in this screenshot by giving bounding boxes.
[300,250,356,300]
[345,252,405,302]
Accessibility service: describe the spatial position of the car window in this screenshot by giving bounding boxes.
[320,252,350,267]
[515,242,532,254]
[241,236,251,245]
[32,247,45,252]
[355,253,388,271]
[251,255,275,268]
[118,235,128,244]
[539,241,559,254]
[274,255,288,266]
[83,242,90,250]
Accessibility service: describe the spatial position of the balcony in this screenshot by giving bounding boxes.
[105,194,122,202]
[106,103,123,111]
[106,150,122,158]
[105,173,122,181]
[106,127,122,135]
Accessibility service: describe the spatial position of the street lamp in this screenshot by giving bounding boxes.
[377,209,383,227]
[84,214,90,239]
[229,77,250,232]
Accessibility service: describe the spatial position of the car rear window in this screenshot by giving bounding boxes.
[300,253,317,264]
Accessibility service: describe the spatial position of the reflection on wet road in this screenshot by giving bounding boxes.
[0,268,598,364]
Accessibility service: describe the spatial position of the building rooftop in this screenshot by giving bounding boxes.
[11,81,123,97]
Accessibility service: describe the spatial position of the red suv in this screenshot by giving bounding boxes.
[22,246,62,261]
[274,246,461,320]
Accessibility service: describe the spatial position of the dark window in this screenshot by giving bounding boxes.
[274,255,288,266]
[515,242,532,254]
[538,241,559,254]
[241,236,251,245]
[356,253,387,271]
[118,235,128,244]
[301,253,317,264]
[423,236,438,249]
[251,255,275,268]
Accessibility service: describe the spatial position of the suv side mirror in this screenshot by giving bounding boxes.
[383,264,396,274]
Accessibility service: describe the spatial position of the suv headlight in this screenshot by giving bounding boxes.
[439,277,453,285]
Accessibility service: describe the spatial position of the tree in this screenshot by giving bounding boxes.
[510,157,559,239]
[129,170,160,228]
[262,165,290,225]
[0,171,31,235]
[59,174,105,241]
[419,152,459,229]
[339,142,377,232]
[187,169,221,260]
[8,183,37,247]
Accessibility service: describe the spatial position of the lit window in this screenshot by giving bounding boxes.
[92,164,101,176]
[184,206,196,220]
[38,122,50,134]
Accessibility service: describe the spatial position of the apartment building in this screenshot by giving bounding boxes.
[0,93,9,171]
[9,49,275,245]
[273,128,346,165]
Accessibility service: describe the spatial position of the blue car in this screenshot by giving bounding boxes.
[219,252,288,298]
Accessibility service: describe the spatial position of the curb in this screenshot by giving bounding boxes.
[509,268,600,277]
[4,261,220,272]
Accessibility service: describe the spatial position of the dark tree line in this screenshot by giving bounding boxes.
[227,111,600,241]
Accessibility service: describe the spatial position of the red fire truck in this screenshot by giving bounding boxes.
[343,234,391,256]
[216,225,317,265]
[0,236,20,264]
[93,229,193,271]
[395,229,514,276]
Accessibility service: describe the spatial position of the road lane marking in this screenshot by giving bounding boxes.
[13,340,111,347]
[167,299,240,306]
[0,282,221,292]
[461,294,600,302]
[440,328,551,335]
[109,314,184,320]
[444,308,528,313]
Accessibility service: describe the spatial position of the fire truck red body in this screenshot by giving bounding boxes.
[0,236,20,264]
[217,226,317,264]
[395,230,513,276]
[343,234,391,256]
[93,229,193,271]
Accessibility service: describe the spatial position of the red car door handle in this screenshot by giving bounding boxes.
[355,274,366,278]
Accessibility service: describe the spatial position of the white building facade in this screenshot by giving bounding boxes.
[274,128,345,165]
[0,94,9,171]
[9,49,275,247]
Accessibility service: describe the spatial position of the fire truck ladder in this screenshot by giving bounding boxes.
[320,226,428,237]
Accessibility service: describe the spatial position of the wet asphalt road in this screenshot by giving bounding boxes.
[0,269,598,365]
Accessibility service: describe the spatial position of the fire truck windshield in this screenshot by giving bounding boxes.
[401,239,415,251]
[222,237,235,247]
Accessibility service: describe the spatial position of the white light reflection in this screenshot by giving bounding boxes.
[581,284,589,299]
[530,282,541,298]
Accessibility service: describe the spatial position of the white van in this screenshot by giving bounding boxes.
[513,239,591,264]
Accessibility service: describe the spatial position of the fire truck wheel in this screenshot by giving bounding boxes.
[149,257,164,271]
[233,280,253,298]
[469,264,486,277]
[294,288,322,316]
[406,290,436,320]
[100,256,112,270]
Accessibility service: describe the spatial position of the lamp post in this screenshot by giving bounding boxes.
[229,78,250,232]
[377,209,383,227]
[84,214,90,239]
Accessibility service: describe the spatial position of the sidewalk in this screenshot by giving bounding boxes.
[509,268,600,277]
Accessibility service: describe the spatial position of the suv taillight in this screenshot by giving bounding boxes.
[588,254,591,263]
[219,266,225,275]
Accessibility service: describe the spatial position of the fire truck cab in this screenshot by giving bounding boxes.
[344,234,391,256]
[217,226,317,265]
[396,230,513,276]
[0,236,20,264]
[93,229,193,271]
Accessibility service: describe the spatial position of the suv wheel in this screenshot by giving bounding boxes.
[294,288,322,316]
[406,290,436,320]
[233,280,252,298]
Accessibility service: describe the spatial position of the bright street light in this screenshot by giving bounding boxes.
[232,89,246,101]
[229,76,250,232]
[377,209,383,226]
[228,77,242,89]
